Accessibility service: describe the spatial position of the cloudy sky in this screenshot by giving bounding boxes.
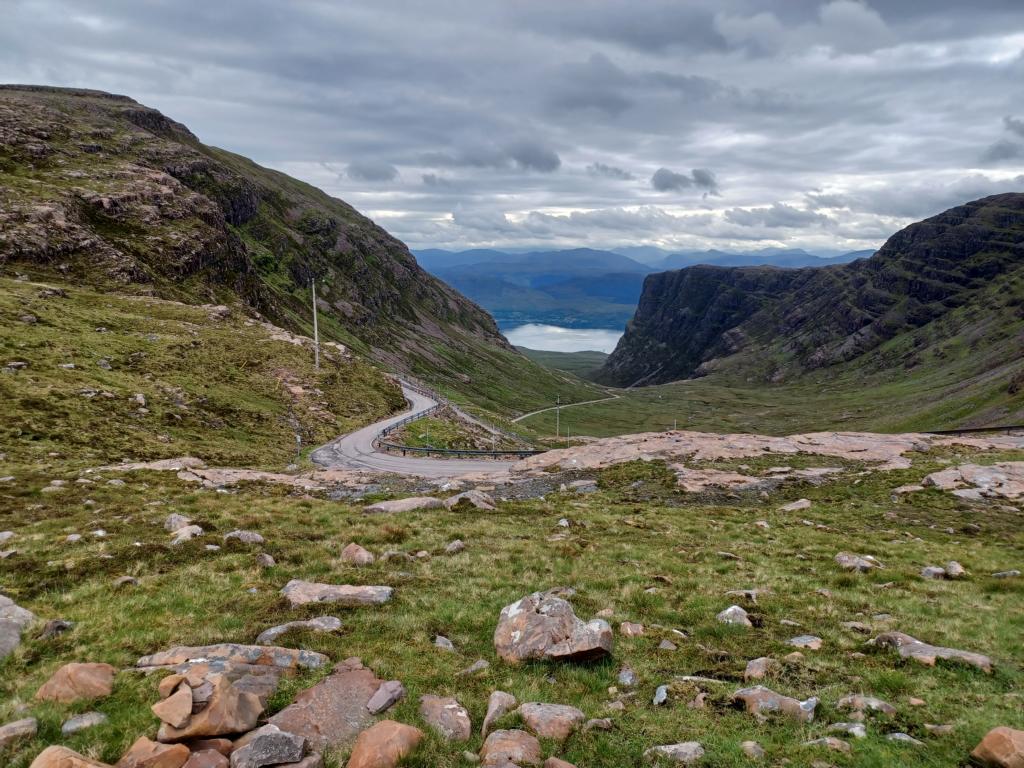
[3,0,1024,254]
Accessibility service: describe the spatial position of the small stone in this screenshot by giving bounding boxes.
[780,499,811,512]
[804,737,850,753]
[921,566,946,580]
[828,722,867,739]
[584,718,613,732]
[744,657,776,681]
[164,514,192,532]
[658,639,677,651]
[61,712,107,736]
[114,575,140,588]
[925,723,955,736]
[733,686,818,723]
[420,694,472,741]
[835,552,881,572]
[945,561,966,579]
[230,723,305,768]
[970,726,1024,766]
[517,702,585,742]
[992,570,1020,579]
[36,662,116,703]
[171,525,204,545]
[340,543,374,566]
[836,694,896,716]
[458,659,490,677]
[741,740,765,759]
[643,742,705,764]
[886,732,923,746]
[617,667,639,687]
[223,530,264,545]
[717,605,752,627]
[620,621,644,637]
[482,691,517,737]
[445,539,466,555]
[117,736,190,767]
[479,729,542,767]
[280,580,392,607]
[366,680,406,714]
[788,635,822,650]
[255,553,275,568]
[0,717,37,749]
[435,635,456,651]
[653,685,669,706]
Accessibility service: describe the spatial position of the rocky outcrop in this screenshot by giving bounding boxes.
[494,590,613,664]
[598,193,1024,387]
[870,632,993,673]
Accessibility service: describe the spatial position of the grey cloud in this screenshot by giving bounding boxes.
[506,140,561,172]
[980,140,1024,165]
[586,163,634,180]
[724,203,833,228]
[651,168,719,195]
[1004,116,1024,138]
[421,140,560,173]
[346,160,398,182]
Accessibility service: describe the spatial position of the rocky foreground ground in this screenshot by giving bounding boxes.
[1,429,1023,767]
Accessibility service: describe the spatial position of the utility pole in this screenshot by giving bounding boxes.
[311,278,320,370]
[555,394,560,439]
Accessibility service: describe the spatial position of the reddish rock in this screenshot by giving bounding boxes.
[345,720,423,768]
[419,695,472,742]
[744,657,776,681]
[340,543,374,566]
[544,759,577,768]
[620,622,644,637]
[493,591,613,664]
[480,729,543,767]
[971,727,1024,768]
[157,675,263,742]
[733,686,818,723]
[29,746,111,768]
[280,581,393,608]
[36,663,116,703]
[115,737,190,768]
[482,691,517,737]
[152,685,193,728]
[182,752,227,768]
[270,658,381,752]
[185,740,232,757]
[517,703,585,742]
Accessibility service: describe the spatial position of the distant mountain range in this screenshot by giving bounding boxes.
[414,246,872,329]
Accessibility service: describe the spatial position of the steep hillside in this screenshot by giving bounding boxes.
[599,194,1024,417]
[0,85,598,416]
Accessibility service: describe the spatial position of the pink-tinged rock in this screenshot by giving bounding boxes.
[871,631,992,673]
[479,729,542,767]
[366,680,405,714]
[836,694,896,715]
[30,746,111,768]
[419,695,472,742]
[182,752,228,768]
[153,685,193,728]
[0,717,37,749]
[345,721,423,768]
[716,605,751,627]
[269,658,381,752]
[157,675,263,742]
[482,691,517,737]
[137,644,328,673]
[620,621,644,637]
[493,591,613,664]
[544,759,577,768]
[364,497,443,514]
[971,727,1024,767]
[185,740,232,757]
[804,737,850,753]
[788,635,822,650]
[444,490,496,510]
[36,662,116,703]
[744,657,776,681]
[115,737,190,767]
[835,552,882,572]
[779,499,811,512]
[280,580,392,608]
[733,686,818,723]
[517,703,585,742]
[340,543,375,566]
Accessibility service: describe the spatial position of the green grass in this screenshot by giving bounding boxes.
[516,347,608,380]
[388,410,523,452]
[0,448,1021,767]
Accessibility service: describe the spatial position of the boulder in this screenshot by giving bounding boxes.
[744,657,776,681]
[182,752,229,768]
[643,743,705,764]
[779,499,811,512]
[945,561,967,579]
[115,737,190,767]
[870,631,992,673]
[269,658,381,752]
[255,617,342,645]
[164,514,192,533]
[36,662,116,703]
[138,644,327,674]
[345,720,423,768]
[223,531,264,545]
[444,539,465,555]
[157,675,263,742]
[788,635,822,650]
[364,497,443,514]
[740,741,764,760]
[479,730,542,767]
[444,490,496,511]
[0,717,37,748]
[620,621,644,637]
[836,694,896,715]
[280,580,392,608]
[517,703,585,742]
[229,724,305,768]
[29,746,111,768]
[340,543,374,566]
[482,691,517,737]
[971,726,1024,767]
[493,590,613,664]
[732,686,818,723]
[171,526,204,546]
[153,685,194,729]
[419,695,472,742]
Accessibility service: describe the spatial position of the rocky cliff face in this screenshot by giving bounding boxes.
[598,193,1024,386]
[0,85,507,373]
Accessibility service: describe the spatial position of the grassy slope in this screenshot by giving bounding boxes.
[0,277,404,468]
[388,411,522,452]
[0,450,1021,767]
[516,347,608,380]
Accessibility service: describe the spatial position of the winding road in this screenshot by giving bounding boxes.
[311,383,518,477]
[511,391,622,423]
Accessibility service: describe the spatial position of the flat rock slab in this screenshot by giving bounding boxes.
[364,497,444,514]
[346,720,423,768]
[971,726,1024,767]
[871,631,993,673]
[0,717,37,748]
[27,746,110,767]
[420,695,472,741]
[116,736,189,767]
[733,685,818,723]
[36,662,116,703]
[138,643,328,673]
[494,590,613,664]
[644,742,705,764]
[280,580,393,608]
[923,462,1024,499]
[444,490,496,510]
[480,729,542,767]
[269,657,382,752]
[517,703,585,742]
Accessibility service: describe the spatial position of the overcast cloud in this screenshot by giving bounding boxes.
[2,0,1023,253]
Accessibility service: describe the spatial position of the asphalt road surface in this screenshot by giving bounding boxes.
[311,382,518,477]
